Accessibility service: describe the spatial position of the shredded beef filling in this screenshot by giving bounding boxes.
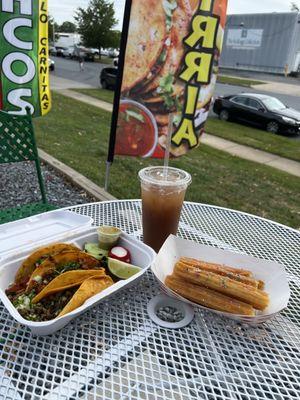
[6,261,101,321]
[9,287,78,322]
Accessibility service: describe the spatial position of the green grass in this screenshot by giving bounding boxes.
[217,75,265,87]
[34,92,300,230]
[72,88,114,104]
[69,88,300,163]
[206,118,300,163]
[94,55,113,65]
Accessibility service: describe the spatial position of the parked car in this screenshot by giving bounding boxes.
[213,93,300,135]
[108,48,119,58]
[49,46,57,56]
[100,67,117,89]
[72,46,95,62]
[56,47,69,57]
[90,48,100,56]
[66,46,75,58]
[101,48,109,56]
[48,58,55,71]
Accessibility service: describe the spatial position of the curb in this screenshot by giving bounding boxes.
[38,148,116,202]
[202,133,300,178]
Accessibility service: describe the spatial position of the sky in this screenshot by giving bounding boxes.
[48,0,298,28]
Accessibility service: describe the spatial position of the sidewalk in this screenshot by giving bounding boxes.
[55,88,300,178]
[219,73,300,95]
[59,89,113,112]
[252,82,300,96]
[201,134,300,177]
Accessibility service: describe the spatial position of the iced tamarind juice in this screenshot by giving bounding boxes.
[139,167,191,252]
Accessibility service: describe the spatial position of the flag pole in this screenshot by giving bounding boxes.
[105,0,132,192]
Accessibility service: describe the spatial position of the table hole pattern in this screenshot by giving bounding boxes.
[0,201,299,400]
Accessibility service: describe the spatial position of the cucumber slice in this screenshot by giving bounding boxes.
[84,243,108,260]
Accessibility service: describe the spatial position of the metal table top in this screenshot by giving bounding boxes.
[0,200,299,400]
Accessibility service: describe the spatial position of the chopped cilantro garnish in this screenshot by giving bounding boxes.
[158,73,183,111]
[163,0,177,30]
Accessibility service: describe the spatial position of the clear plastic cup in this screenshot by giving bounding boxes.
[97,226,122,250]
[139,167,191,252]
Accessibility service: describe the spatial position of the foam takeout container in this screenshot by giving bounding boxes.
[0,210,156,335]
[152,235,290,324]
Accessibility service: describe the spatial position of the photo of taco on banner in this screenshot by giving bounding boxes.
[6,248,113,321]
[115,0,228,158]
[0,0,51,116]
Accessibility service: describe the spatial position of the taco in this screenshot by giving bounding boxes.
[121,0,167,93]
[32,269,106,304]
[26,251,103,293]
[14,243,80,287]
[141,1,192,95]
[58,275,113,317]
[9,274,113,321]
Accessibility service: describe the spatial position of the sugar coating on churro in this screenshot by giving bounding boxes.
[165,258,269,316]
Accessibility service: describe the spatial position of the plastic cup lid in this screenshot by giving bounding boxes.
[138,167,192,188]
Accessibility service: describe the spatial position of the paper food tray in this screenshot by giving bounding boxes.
[151,235,290,324]
[0,224,156,335]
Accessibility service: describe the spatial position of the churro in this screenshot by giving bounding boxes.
[178,259,259,288]
[181,257,253,277]
[165,275,255,316]
[174,262,269,311]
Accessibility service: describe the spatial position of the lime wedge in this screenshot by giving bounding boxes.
[108,258,141,279]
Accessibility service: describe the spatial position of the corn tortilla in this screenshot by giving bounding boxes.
[121,0,167,92]
[32,269,106,304]
[142,1,192,94]
[15,243,80,285]
[58,276,114,317]
[27,251,101,291]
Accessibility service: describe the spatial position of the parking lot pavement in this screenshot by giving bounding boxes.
[50,56,108,88]
[51,57,300,108]
[50,75,94,90]
[220,68,300,86]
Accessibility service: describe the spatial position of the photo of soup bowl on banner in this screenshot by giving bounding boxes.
[115,99,158,158]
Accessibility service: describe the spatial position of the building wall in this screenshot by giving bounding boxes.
[288,16,300,72]
[220,12,299,74]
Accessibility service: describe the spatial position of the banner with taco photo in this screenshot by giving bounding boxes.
[0,0,51,117]
[114,0,227,158]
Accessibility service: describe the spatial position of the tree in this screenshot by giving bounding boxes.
[75,0,117,57]
[291,2,300,11]
[48,16,59,44]
[110,30,121,49]
[58,21,77,33]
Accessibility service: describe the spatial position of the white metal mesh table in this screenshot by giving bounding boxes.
[0,200,299,400]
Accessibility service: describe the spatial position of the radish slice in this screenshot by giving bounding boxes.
[108,246,131,263]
